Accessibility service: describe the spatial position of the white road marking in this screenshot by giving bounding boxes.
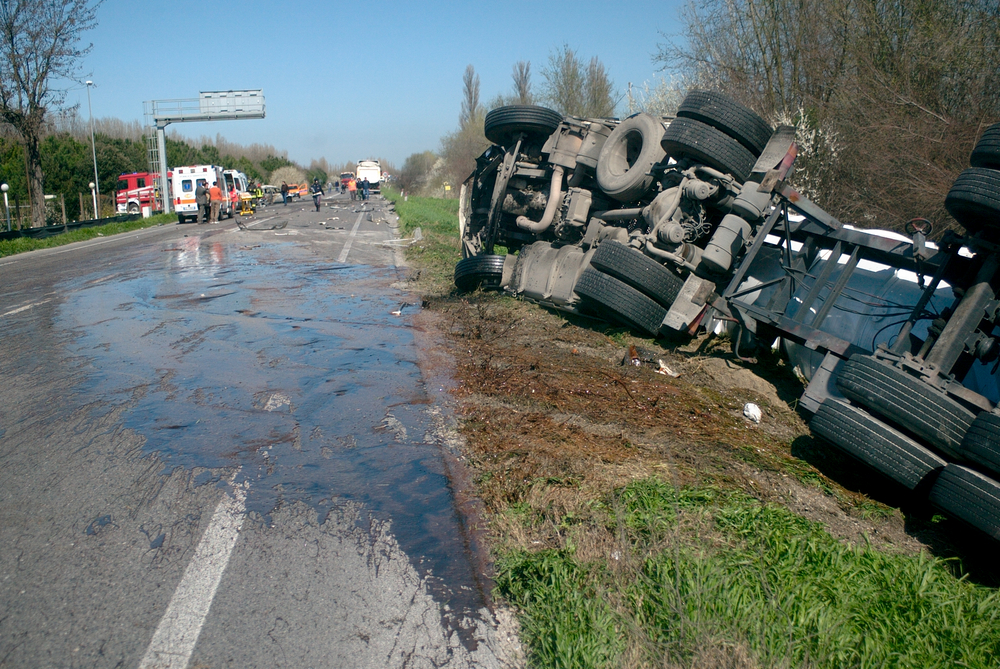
[138,474,247,669]
[1,298,51,318]
[336,211,366,263]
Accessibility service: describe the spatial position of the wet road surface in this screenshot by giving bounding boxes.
[0,194,519,668]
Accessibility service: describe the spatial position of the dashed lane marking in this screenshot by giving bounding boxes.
[336,211,366,263]
[138,473,247,669]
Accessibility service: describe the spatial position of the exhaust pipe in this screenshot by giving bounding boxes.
[516,166,564,233]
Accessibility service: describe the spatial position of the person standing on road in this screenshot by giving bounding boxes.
[362,177,370,201]
[310,178,324,212]
[209,181,223,223]
[229,185,239,216]
[347,177,357,201]
[195,180,210,224]
[280,181,289,206]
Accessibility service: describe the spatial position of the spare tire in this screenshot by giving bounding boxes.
[595,113,667,202]
[661,117,757,183]
[970,123,1000,170]
[484,105,563,147]
[677,91,772,156]
[454,254,506,292]
[945,167,1000,233]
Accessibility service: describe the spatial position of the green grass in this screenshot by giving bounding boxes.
[0,213,177,257]
[384,188,462,293]
[497,478,1000,669]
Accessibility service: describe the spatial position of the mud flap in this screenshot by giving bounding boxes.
[799,352,847,414]
[662,274,716,332]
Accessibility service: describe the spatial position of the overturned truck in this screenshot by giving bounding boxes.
[455,92,1000,541]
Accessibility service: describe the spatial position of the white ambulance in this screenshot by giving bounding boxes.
[172,165,232,223]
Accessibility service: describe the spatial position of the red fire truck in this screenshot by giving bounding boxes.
[115,172,170,214]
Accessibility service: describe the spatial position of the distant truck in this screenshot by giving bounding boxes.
[355,160,381,193]
[339,172,354,190]
[115,172,169,214]
[171,165,233,223]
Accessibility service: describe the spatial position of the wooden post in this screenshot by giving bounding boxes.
[79,193,85,221]
[60,194,67,226]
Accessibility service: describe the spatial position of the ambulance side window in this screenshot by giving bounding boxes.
[182,179,193,193]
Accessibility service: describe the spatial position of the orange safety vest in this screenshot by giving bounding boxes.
[347,179,357,192]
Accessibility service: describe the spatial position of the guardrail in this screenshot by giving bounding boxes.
[0,213,142,242]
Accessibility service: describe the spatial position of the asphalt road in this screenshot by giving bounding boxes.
[0,193,520,668]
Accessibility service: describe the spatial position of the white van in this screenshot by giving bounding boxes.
[172,165,232,223]
[355,160,382,193]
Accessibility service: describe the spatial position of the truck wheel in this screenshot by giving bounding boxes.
[944,167,1000,234]
[575,267,666,336]
[676,91,773,156]
[834,355,975,458]
[661,117,757,183]
[960,412,1000,477]
[810,399,946,490]
[484,105,563,147]
[589,241,683,308]
[595,113,667,202]
[970,123,1000,169]
[127,203,140,214]
[454,254,506,292]
[928,464,1000,541]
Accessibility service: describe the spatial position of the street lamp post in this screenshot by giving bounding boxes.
[89,182,97,220]
[86,81,100,217]
[1,184,9,232]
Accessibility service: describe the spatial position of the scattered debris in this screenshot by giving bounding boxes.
[655,360,680,377]
[743,402,762,423]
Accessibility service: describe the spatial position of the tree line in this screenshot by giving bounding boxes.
[402,1,999,236]
[398,45,618,198]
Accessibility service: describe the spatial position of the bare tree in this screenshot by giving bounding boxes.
[656,0,1000,233]
[460,64,480,129]
[0,0,100,227]
[512,61,533,105]
[541,45,616,117]
[584,57,615,117]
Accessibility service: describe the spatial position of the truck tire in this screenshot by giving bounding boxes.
[970,123,1000,169]
[944,167,1000,233]
[960,412,1000,477]
[575,267,666,336]
[484,105,563,147]
[661,117,757,183]
[835,355,975,458]
[590,241,683,309]
[810,399,946,490]
[676,91,773,156]
[127,203,140,214]
[595,113,667,202]
[928,464,1000,541]
[454,254,506,292]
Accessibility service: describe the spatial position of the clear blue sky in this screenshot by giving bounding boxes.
[69,0,687,171]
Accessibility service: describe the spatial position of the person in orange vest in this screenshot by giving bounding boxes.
[209,181,224,223]
[229,185,239,215]
[347,177,357,201]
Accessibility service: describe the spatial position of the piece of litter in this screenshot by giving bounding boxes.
[655,360,680,377]
[743,403,762,423]
[629,344,640,366]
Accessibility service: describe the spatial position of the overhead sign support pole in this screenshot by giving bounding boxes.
[144,90,266,214]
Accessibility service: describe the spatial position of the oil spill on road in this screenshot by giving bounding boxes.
[57,240,487,615]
